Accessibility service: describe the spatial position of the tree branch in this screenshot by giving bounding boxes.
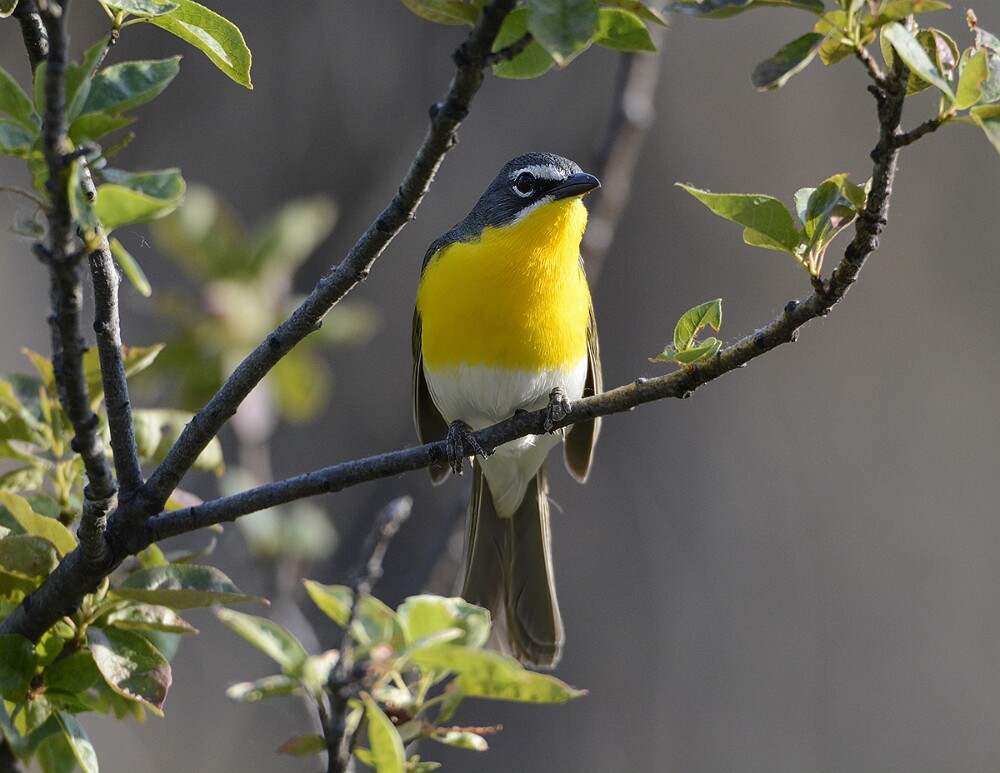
[139,0,519,514]
[0,7,914,649]
[12,0,49,71]
[583,31,664,281]
[324,497,412,773]
[0,0,519,643]
[35,0,118,506]
[141,61,913,550]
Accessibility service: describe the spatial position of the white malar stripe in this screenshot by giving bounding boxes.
[423,359,588,517]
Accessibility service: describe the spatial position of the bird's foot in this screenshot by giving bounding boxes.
[543,387,572,432]
[446,420,488,475]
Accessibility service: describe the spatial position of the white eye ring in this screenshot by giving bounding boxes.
[512,171,536,197]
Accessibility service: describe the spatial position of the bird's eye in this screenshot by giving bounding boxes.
[513,171,536,197]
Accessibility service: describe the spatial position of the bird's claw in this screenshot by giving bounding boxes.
[543,387,572,432]
[446,420,487,475]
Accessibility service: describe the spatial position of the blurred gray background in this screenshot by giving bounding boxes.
[3,1,1000,771]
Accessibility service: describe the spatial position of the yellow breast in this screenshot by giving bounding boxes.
[417,197,592,371]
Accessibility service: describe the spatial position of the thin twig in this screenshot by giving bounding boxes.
[489,32,533,65]
[895,114,946,148]
[80,160,143,498]
[0,185,50,210]
[36,0,118,505]
[583,29,664,281]
[855,44,888,89]
[325,497,413,773]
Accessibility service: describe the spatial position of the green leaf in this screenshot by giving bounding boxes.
[34,721,78,773]
[216,608,309,675]
[430,729,489,751]
[882,22,955,100]
[955,49,990,109]
[109,237,152,297]
[65,40,109,123]
[362,693,406,773]
[68,112,135,144]
[148,0,253,88]
[676,184,802,254]
[527,0,599,65]
[53,712,97,773]
[277,734,327,756]
[397,0,479,25]
[665,0,824,19]
[104,0,180,15]
[672,299,723,352]
[0,120,37,158]
[796,174,862,239]
[81,57,180,115]
[302,582,407,655]
[88,625,171,711]
[406,761,443,773]
[752,32,825,90]
[869,0,950,27]
[303,580,353,625]
[94,169,186,231]
[42,651,101,695]
[0,534,59,578]
[0,491,76,556]
[0,65,37,130]
[602,0,667,26]
[594,8,656,52]
[971,104,1000,153]
[126,408,224,473]
[398,595,491,649]
[895,29,960,95]
[652,338,722,365]
[105,602,198,634]
[111,565,265,609]
[0,635,38,698]
[409,645,585,703]
[492,8,555,79]
[226,674,303,703]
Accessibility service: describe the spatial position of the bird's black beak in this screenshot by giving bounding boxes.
[550,172,601,200]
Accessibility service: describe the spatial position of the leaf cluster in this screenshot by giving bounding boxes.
[398,0,664,79]
[221,584,583,771]
[0,344,235,771]
[679,174,867,278]
[652,299,724,366]
[0,495,265,773]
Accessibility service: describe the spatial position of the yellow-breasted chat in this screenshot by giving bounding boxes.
[413,152,602,668]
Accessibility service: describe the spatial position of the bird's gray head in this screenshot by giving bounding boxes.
[457,152,601,236]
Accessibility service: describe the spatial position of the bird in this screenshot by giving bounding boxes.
[412,152,602,668]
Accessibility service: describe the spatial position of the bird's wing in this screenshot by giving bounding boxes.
[563,300,602,482]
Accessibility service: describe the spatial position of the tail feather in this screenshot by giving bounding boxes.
[461,463,563,669]
[461,464,505,616]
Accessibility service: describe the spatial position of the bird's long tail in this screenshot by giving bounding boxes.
[461,463,563,668]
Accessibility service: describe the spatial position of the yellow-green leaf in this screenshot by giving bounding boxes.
[0,491,76,555]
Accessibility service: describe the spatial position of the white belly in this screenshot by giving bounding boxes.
[423,359,587,516]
